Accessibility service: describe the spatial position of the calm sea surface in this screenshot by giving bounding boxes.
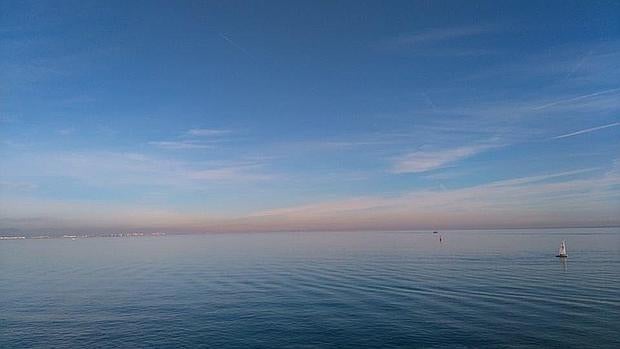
[1,228,619,348]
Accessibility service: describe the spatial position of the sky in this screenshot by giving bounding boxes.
[1,0,619,234]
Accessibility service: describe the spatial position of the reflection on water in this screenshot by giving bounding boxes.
[1,228,619,348]
[560,256,568,272]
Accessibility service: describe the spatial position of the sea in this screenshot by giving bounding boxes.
[1,228,619,348]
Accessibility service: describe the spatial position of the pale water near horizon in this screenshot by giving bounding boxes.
[1,228,619,348]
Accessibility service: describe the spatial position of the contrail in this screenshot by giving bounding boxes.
[218,33,250,56]
[533,88,620,111]
[552,122,620,139]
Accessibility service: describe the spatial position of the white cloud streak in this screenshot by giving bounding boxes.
[552,122,620,139]
[56,128,74,136]
[390,25,495,47]
[532,88,620,111]
[1,151,273,189]
[391,143,498,174]
[149,129,231,150]
[2,165,618,233]
[148,141,213,150]
[245,166,620,230]
[187,128,231,137]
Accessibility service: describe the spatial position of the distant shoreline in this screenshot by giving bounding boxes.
[1,225,619,241]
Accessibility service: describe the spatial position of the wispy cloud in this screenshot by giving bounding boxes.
[460,40,620,86]
[188,165,273,181]
[3,164,617,233]
[57,128,74,136]
[484,168,599,187]
[245,166,620,230]
[552,122,620,139]
[148,140,213,150]
[149,129,232,149]
[391,143,499,174]
[309,139,400,150]
[532,88,620,111]
[389,25,495,47]
[1,151,273,189]
[187,128,231,137]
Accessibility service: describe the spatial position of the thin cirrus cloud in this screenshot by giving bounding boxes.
[187,128,231,137]
[386,24,496,48]
[56,128,75,136]
[149,128,232,150]
[532,88,620,111]
[390,143,498,174]
[1,150,273,189]
[552,122,620,139]
[245,165,620,231]
[2,162,617,233]
[148,140,213,150]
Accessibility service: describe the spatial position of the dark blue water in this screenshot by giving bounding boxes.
[1,229,619,348]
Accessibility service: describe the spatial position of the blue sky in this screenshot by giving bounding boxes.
[1,1,619,233]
